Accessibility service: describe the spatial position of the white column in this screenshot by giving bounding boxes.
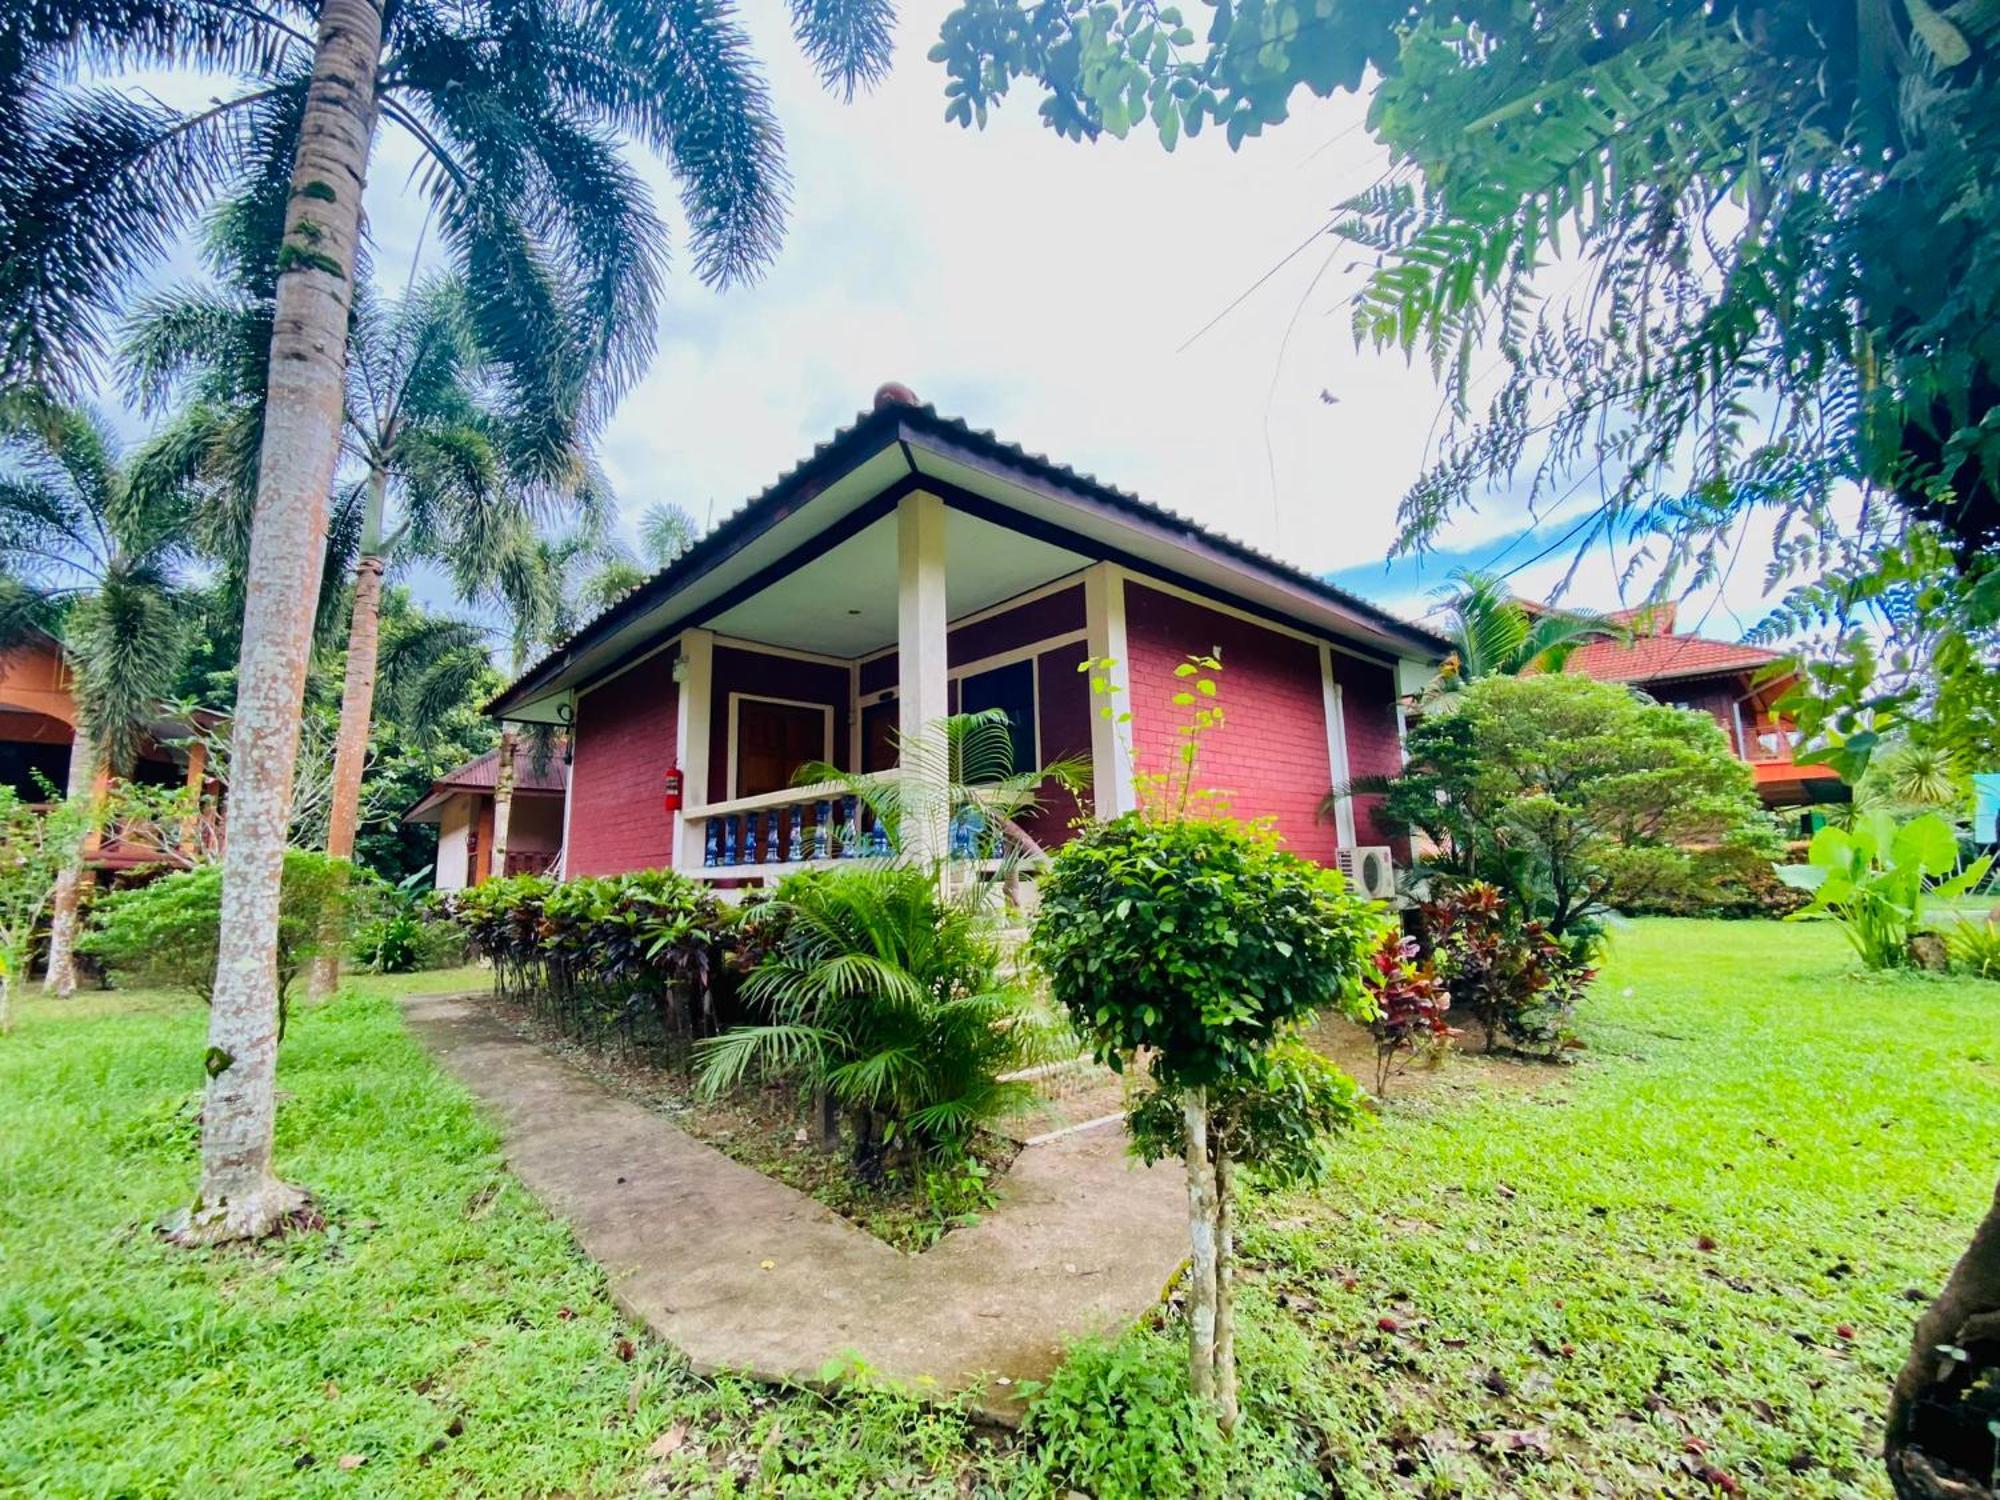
[1319,643,1357,848]
[674,629,714,871]
[897,492,950,863]
[1082,562,1135,819]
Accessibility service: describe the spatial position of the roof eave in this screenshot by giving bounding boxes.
[487,401,1447,717]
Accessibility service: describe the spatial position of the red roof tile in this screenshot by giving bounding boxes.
[1560,633,1782,685]
[403,741,567,824]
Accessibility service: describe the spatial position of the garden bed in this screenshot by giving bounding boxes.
[478,987,1059,1251]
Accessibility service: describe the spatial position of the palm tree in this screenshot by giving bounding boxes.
[133,249,612,996]
[0,394,195,997]
[4,0,894,1241]
[1429,570,1616,694]
[695,863,1068,1176]
[797,708,1090,886]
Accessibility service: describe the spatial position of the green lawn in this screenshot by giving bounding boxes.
[3,923,1995,1497]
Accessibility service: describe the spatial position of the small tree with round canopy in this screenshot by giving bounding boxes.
[1032,809,1382,1430]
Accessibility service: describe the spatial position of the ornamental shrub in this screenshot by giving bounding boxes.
[1360,929,1454,1093]
[83,850,369,1033]
[1032,808,1383,1427]
[1031,815,1382,1090]
[1791,810,1992,969]
[1365,674,1769,942]
[1125,1041,1368,1188]
[1602,840,1809,918]
[697,864,1066,1174]
[442,868,737,1051]
[1416,882,1593,1056]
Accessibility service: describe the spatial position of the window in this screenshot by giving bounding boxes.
[958,659,1036,777]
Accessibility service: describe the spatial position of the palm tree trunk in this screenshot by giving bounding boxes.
[309,467,391,1001]
[43,722,101,998]
[1886,1173,2000,1498]
[183,0,383,1244]
[489,725,516,878]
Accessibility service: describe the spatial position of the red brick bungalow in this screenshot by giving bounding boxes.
[485,388,1446,894]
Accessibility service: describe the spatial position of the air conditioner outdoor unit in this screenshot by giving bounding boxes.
[1336,845,1398,902]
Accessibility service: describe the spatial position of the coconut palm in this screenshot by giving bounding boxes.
[1429,570,1616,694]
[4,0,894,1240]
[0,393,196,997]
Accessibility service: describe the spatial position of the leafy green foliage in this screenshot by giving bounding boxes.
[1791,810,1992,969]
[1946,919,2000,981]
[1366,675,1770,940]
[936,0,1999,564]
[1602,839,1810,920]
[444,868,734,1050]
[1427,571,1619,694]
[1418,882,1594,1056]
[0,392,194,772]
[352,870,466,973]
[82,849,370,1025]
[0,784,90,1019]
[1033,815,1383,1090]
[3,0,904,404]
[1127,1041,1368,1188]
[696,865,1066,1166]
[1019,1334,1230,1499]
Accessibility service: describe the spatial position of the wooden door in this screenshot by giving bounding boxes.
[861,700,899,774]
[736,699,830,797]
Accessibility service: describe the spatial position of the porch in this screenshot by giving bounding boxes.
[599,492,1122,886]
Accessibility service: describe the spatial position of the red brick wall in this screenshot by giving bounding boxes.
[708,646,852,802]
[566,652,679,877]
[1334,656,1408,856]
[1123,582,1337,864]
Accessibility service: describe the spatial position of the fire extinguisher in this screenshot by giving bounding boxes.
[662,766,684,817]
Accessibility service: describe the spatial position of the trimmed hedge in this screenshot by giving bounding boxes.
[442,870,743,1056]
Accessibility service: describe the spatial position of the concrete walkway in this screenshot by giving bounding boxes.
[400,991,1185,1422]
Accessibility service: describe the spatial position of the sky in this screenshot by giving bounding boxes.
[120,0,1811,643]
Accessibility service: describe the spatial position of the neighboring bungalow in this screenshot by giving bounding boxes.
[482,386,1447,897]
[0,629,220,872]
[1553,603,1846,829]
[404,740,568,890]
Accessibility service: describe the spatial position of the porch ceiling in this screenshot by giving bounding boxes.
[705,506,1088,657]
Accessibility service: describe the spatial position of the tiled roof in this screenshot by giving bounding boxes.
[1561,633,1783,685]
[435,742,568,795]
[404,741,568,824]
[488,392,1448,716]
